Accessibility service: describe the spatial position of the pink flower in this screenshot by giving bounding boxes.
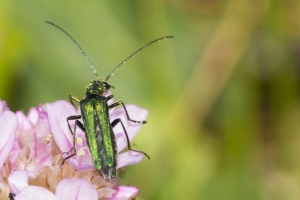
[0,99,148,200]
[108,186,139,200]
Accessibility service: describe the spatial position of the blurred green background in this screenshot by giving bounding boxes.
[1,0,300,199]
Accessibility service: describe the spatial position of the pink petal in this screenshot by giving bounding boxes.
[0,99,10,114]
[46,101,93,169]
[56,178,98,200]
[15,186,57,200]
[13,107,52,175]
[8,170,29,194]
[46,100,75,151]
[9,137,21,166]
[16,111,33,131]
[0,111,17,168]
[109,186,138,200]
[35,117,51,139]
[27,107,39,125]
[117,151,144,169]
[31,120,52,171]
[37,104,48,120]
[111,104,148,152]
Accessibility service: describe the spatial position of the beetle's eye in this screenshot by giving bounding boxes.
[102,82,110,89]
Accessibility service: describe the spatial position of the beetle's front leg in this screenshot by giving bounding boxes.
[61,115,85,167]
[69,95,81,108]
[108,100,147,124]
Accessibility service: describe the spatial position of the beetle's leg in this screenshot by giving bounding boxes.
[9,193,15,200]
[106,95,114,101]
[111,118,150,160]
[109,101,147,124]
[69,95,80,107]
[66,115,82,154]
[62,115,85,167]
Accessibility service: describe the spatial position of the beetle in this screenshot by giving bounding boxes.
[46,21,173,181]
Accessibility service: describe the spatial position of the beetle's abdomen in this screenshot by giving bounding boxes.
[80,96,116,180]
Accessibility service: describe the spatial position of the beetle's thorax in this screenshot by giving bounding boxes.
[85,80,111,96]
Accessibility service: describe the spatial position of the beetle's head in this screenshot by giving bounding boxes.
[85,80,114,96]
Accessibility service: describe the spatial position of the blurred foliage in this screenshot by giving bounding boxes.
[1,0,300,199]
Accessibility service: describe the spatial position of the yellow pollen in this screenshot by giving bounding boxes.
[79,149,85,155]
[45,134,53,141]
[76,137,82,143]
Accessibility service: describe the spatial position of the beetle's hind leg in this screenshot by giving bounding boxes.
[9,193,15,200]
[108,100,147,124]
[62,115,85,167]
[111,118,150,160]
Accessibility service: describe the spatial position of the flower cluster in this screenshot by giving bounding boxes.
[0,99,148,200]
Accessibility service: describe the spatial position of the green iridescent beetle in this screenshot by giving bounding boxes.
[46,21,173,181]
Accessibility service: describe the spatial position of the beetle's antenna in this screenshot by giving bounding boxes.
[105,36,174,81]
[46,21,99,79]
